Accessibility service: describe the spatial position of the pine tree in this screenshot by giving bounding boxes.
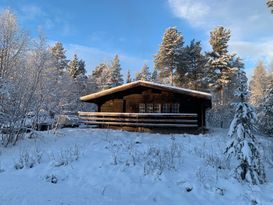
[207,57,243,128]
[154,27,184,85]
[175,39,208,90]
[257,76,273,137]
[90,63,111,90]
[68,54,86,78]
[49,42,68,71]
[249,61,268,106]
[206,26,239,128]
[225,67,266,185]
[126,69,132,83]
[267,0,273,13]
[207,26,237,93]
[206,26,239,110]
[110,55,123,87]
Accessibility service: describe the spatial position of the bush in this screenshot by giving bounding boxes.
[14,147,43,169]
[50,145,80,167]
[143,138,183,175]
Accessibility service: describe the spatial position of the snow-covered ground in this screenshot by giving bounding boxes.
[0,128,273,205]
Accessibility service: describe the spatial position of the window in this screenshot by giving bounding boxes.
[172,103,180,113]
[162,103,171,113]
[146,104,153,113]
[154,104,161,113]
[139,103,145,113]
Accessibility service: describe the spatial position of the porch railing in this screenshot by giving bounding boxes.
[78,112,199,128]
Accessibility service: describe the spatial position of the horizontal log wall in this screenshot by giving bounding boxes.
[78,112,199,128]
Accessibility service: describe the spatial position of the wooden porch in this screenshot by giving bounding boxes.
[78,112,199,128]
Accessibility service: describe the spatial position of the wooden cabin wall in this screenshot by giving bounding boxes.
[89,86,210,128]
[99,88,205,113]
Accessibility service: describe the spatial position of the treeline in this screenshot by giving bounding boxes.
[1,7,273,146]
[152,26,244,129]
[152,26,272,136]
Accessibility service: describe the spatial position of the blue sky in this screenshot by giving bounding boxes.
[1,0,273,79]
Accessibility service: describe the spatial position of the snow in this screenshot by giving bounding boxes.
[81,80,211,102]
[0,128,273,205]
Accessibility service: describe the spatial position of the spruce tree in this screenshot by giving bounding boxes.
[226,57,244,103]
[110,55,123,87]
[126,69,132,83]
[135,72,142,81]
[68,54,86,78]
[249,61,268,106]
[139,64,151,81]
[151,70,158,83]
[78,59,86,75]
[257,76,273,137]
[225,67,266,185]
[154,27,184,85]
[49,42,68,71]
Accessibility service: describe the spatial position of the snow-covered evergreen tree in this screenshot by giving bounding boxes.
[225,68,266,185]
[138,64,151,81]
[207,26,237,95]
[151,70,158,83]
[206,26,239,128]
[90,63,111,90]
[249,61,268,106]
[49,42,68,71]
[68,54,86,78]
[257,76,273,137]
[175,39,208,90]
[110,55,123,87]
[154,27,184,84]
[226,57,245,104]
[126,69,132,83]
[135,72,142,81]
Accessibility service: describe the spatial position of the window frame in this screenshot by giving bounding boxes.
[172,103,180,113]
[153,103,161,113]
[139,103,145,113]
[146,103,154,113]
[162,103,171,113]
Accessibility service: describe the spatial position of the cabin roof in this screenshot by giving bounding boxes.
[80,80,211,102]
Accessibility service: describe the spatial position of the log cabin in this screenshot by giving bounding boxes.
[78,80,212,133]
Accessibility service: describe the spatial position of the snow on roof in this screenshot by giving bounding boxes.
[80,80,211,102]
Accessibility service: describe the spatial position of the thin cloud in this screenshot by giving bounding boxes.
[17,4,76,37]
[20,5,45,20]
[168,0,273,68]
[168,0,210,26]
[64,43,152,77]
